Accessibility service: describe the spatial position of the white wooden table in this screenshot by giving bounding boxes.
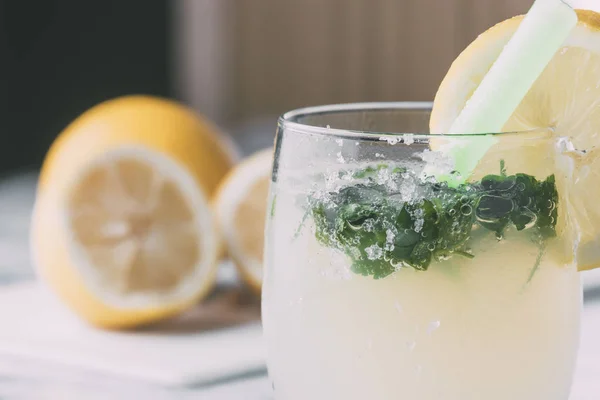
[0,172,598,399]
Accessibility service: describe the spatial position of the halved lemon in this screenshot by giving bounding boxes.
[431,10,600,271]
[31,95,237,329]
[213,148,273,293]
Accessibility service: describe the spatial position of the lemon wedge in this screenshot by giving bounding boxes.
[31,95,236,329]
[214,148,273,293]
[431,10,600,271]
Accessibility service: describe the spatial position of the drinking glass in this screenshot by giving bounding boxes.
[262,103,581,400]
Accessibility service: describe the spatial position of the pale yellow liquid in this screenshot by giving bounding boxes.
[263,189,582,400]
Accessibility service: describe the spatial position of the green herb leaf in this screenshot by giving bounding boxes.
[310,164,558,278]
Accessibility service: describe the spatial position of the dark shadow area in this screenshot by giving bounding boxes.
[182,367,268,391]
[0,0,171,173]
[584,286,600,303]
[135,285,261,335]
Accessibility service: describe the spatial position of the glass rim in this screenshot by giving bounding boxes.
[278,101,551,140]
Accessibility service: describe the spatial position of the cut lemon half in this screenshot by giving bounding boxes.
[431,10,600,271]
[214,148,273,293]
[31,95,236,329]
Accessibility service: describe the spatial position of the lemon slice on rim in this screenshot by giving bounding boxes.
[31,95,236,329]
[214,148,273,293]
[431,10,600,271]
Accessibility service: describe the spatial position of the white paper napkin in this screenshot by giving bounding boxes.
[0,282,266,387]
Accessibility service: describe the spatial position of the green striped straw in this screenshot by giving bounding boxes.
[440,0,577,186]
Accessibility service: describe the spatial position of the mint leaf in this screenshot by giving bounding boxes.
[310,164,558,278]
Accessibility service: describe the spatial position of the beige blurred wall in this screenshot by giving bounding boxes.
[174,0,531,126]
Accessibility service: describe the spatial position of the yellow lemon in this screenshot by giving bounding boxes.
[31,95,237,329]
[431,10,600,271]
[213,148,273,293]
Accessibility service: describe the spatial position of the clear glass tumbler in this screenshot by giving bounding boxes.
[262,103,582,400]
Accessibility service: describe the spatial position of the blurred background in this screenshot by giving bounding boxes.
[0,0,541,174]
[1,0,597,167]
[1,0,596,168]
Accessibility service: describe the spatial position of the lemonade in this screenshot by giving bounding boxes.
[265,198,580,399]
[262,5,600,399]
[262,108,582,399]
